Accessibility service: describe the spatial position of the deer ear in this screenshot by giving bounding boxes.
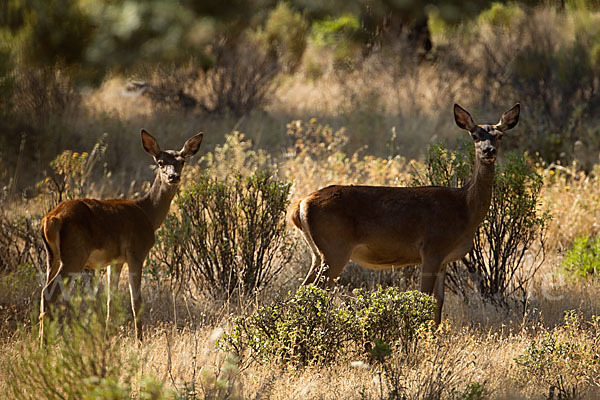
[496,103,520,132]
[141,129,161,157]
[454,104,476,132]
[180,133,203,158]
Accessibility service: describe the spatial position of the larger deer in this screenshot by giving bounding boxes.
[39,130,203,340]
[290,104,520,323]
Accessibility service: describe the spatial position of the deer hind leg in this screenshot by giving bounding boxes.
[39,248,87,342]
[309,244,353,289]
[40,247,62,341]
[299,228,323,286]
[420,255,446,324]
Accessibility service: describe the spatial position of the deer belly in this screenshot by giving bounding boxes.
[350,244,421,270]
[86,249,125,269]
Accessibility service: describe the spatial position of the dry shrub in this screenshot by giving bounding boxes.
[374,325,488,400]
[139,38,280,116]
[0,65,81,189]
[283,118,412,201]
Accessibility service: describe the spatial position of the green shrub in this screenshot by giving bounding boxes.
[151,170,292,297]
[223,285,350,366]
[561,236,600,278]
[259,2,308,73]
[311,15,362,69]
[414,142,550,307]
[349,287,436,354]
[222,286,435,367]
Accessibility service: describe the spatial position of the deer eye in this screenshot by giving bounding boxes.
[157,160,165,167]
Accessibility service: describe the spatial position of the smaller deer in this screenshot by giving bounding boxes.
[290,104,520,323]
[39,130,203,341]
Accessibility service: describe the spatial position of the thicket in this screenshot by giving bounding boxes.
[413,142,550,308]
[150,170,292,298]
[222,286,436,366]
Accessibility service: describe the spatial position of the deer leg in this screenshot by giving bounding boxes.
[299,226,323,286]
[40,247,87,339]
[318,245,353,289]
[40,258,63,342]
[432,265,447,324]
[420,255,445,324]
[302,252,322,286]
[106,263,123,324]
[127,258,143,341]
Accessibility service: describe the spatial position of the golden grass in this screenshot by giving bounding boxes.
[3,32,600,398]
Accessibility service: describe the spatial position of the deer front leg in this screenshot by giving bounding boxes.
[127,258,143,341]
[420,256,445,324]
[106,262,124,325]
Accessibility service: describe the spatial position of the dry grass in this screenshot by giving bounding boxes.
[3,5,600,397]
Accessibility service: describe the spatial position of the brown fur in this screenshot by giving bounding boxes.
[289,200,303,230]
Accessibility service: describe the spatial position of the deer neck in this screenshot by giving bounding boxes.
[464,155,495,227]
[136,173,178,231]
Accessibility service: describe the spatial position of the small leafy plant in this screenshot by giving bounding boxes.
[514,312,599,396]
[560,235,600,278]
[349,287,436,355]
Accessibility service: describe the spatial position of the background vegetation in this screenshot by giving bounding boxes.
[2,0,600,399]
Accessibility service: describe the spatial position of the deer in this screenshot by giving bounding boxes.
[290,104,520,323]
[39,129,203,341]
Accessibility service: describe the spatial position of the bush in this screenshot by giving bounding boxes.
[447,4,600,162]
[151,170,292,298]
[142,37,281,116]
[36,135,108,204]
[224,285,351,366]
[258,2,309,73]
[221,286,435,367]
[414,142,550,307]
[0,210,45,276]
[349,287,436,354]
[560,236,600,278]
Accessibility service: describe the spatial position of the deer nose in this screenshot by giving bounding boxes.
[483,146,496,156]
[168,173,180,183]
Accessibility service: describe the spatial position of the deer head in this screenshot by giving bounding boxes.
[454,104,520,164]
[141,129,203,185]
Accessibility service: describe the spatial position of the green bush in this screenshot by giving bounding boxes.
[259,2,308,73]
[414,142,550,307]
[561,236,600,278]
[222,286,435,367]
[151,170,292,297]
[349,287,436,354]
